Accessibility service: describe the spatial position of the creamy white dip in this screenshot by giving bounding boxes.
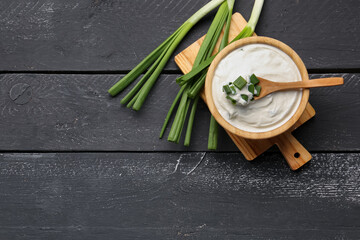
[212,43,302,132]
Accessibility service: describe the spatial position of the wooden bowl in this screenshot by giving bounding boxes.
[205,36,310,140]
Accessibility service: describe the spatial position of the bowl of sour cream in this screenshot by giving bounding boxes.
[205,36,309,140]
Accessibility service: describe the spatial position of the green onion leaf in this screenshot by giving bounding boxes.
[161,0,265,148]
[184,95,199,146]
[176,55,215,85]
[163,1,229,145]
[159,84,186,138]
[132,23,193,111]
[177,0,264,86]
[219,0,234,51]
[208,115,219,150]
[206,0,234,151]
[108,0,226,103]
[188,71,207,98]
[167,88,190,142]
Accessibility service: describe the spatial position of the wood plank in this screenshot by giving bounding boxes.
[0,152,359,239]
[0,73,358,152]
[0,0,359,71]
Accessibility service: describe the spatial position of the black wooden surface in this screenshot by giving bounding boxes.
[0,152,359,239]
[0,0,359,239]
[0,73,358,151]
[0,0,359,71]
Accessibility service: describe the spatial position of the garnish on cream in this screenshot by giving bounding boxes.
[212,43,302,133]
[222,74,261,106]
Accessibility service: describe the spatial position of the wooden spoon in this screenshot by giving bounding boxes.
[254,77,344,100]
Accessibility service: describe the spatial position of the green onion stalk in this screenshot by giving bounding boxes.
[209,0,263,150]
[162,0,264,149]
[160,0,233,145]
[108,0,226,111]
[208,0,235,150]
[176,0,264,87]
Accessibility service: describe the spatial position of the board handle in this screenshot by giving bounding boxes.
[274,132,312,170]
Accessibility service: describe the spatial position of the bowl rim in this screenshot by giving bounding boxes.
[204,36,310,140]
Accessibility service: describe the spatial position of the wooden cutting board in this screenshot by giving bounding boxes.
[174,13,315,170]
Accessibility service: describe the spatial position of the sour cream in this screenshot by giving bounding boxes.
[212,43,302,133]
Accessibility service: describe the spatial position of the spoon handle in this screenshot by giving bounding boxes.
[277,77,344,90]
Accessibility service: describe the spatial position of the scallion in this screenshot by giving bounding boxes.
[176,0,264,85]
[223,85,232,94]
[248,84,255,94]
[208,115,219,150]
[241,94,249,101]
[184,95,200,146]
[162,1,230,145]
[161,0,264,149]
[108,0,226,111]
[234,75,247,90]
[206,0,234,151]
[250,73,260,85]
[255,85,262,96]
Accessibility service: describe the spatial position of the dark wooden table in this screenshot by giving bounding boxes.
[0,0,359,239]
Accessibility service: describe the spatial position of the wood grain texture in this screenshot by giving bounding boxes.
[0,152,359,239]
[0,0,359,71]
[0,73,358,152]
[274,132,312,170]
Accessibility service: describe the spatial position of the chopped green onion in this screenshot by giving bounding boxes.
[223,85,232,94]
[250,74,260,85]
[241,94,249,101]
[248,84,255,94]
[233,76,247,90]
[255,85,262,96]
[226,95,237,104]
[230,86,236,94]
